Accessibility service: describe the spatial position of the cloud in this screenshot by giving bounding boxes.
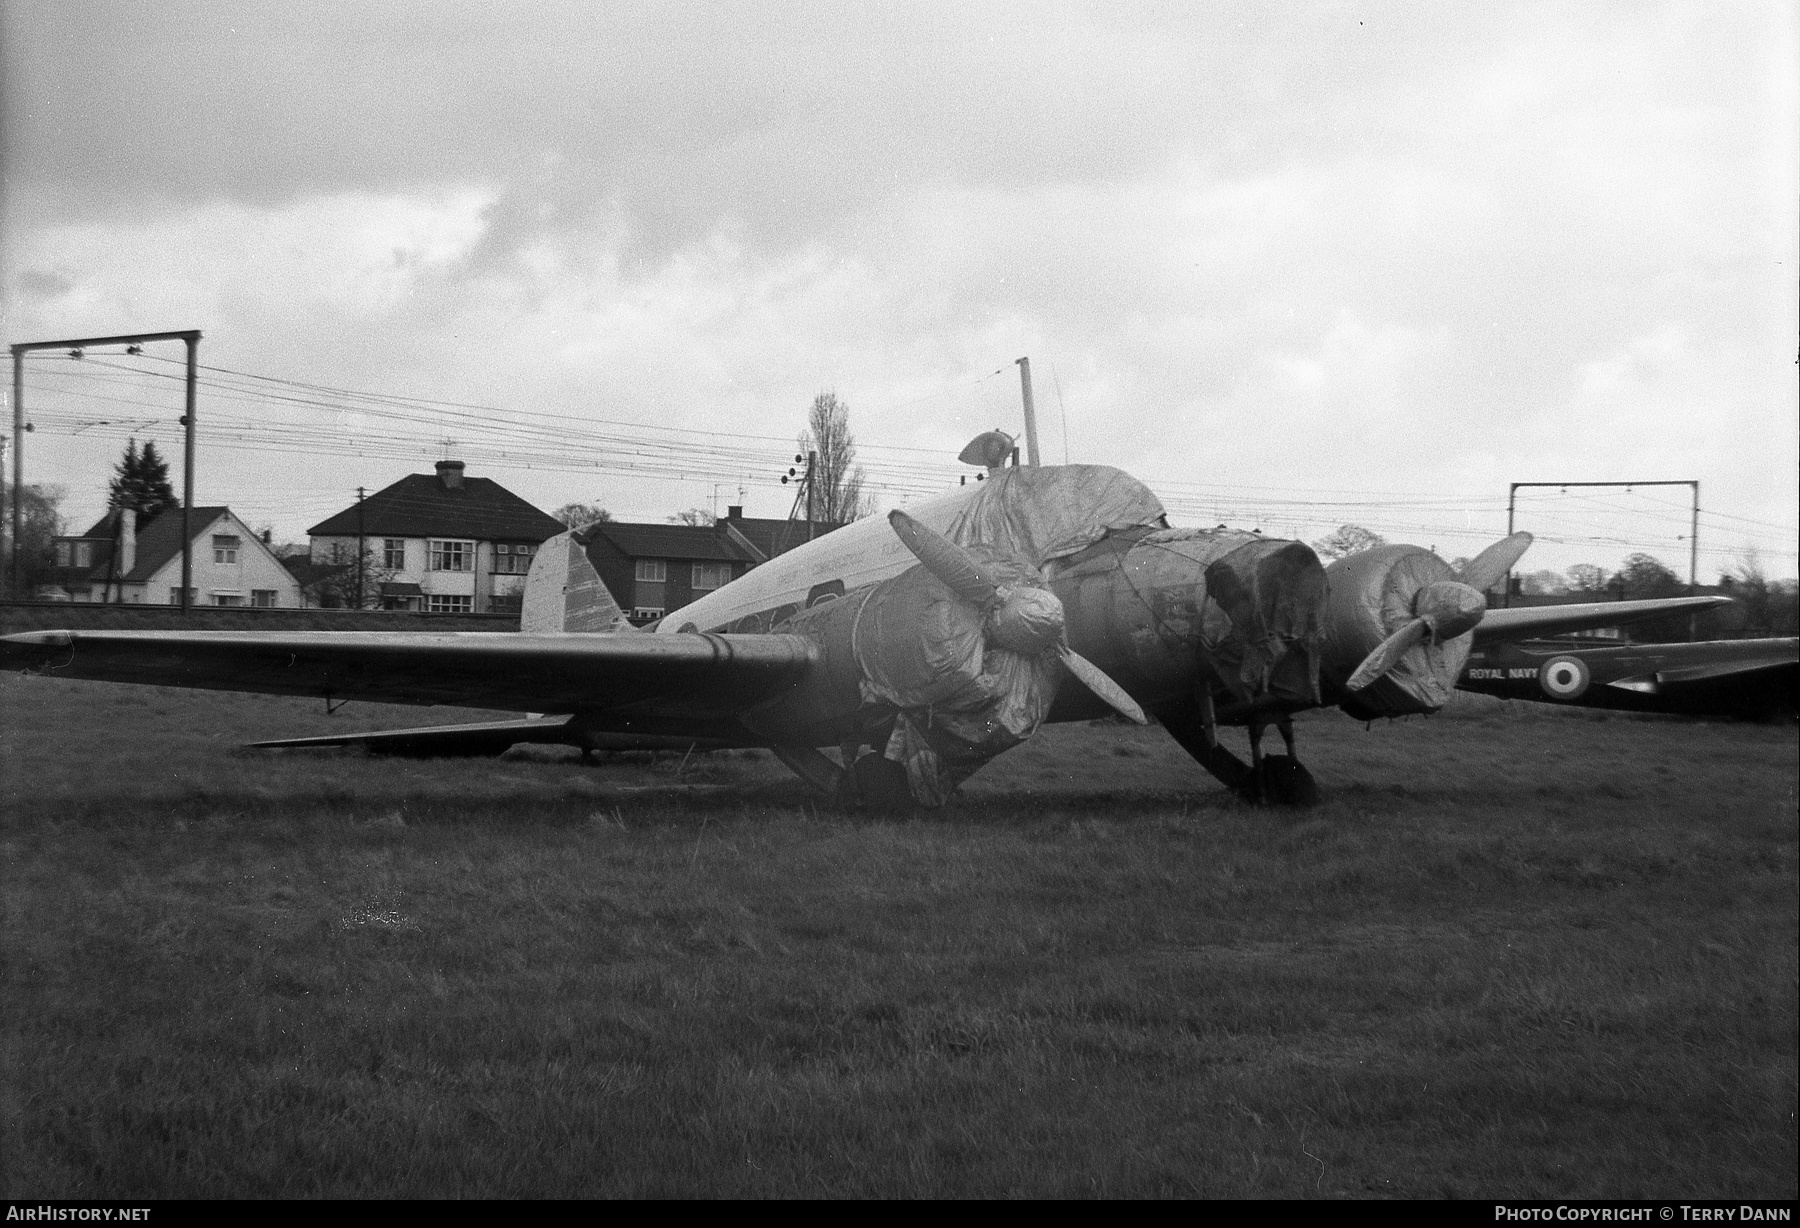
[3,2,1792,575]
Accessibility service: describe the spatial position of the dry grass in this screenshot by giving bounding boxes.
[1,675,1794,1197]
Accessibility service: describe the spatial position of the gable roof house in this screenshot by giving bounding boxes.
[304,460,567,612]
[45,506,303,607]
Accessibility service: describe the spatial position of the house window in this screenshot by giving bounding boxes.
[631,607,665,623]
[168,587,196,604]
[489,593,522,614]
[383,539,406,569]
[251,590,278,608]
[691,561,732,591]
[428,594,474,613]
[73,542,93,568]
[213,535,240,564]
[213,593,244,607]
[429,540,473,571]
[635,559,666,583]
[55,541,71,567]
[495,543,536,574]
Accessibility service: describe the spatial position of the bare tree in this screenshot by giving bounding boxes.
[310,542,397,610]
[798,392,873,524]
[668,508,717,527]
[553,502,613,530]
[2,482,66,596]
[1309,524,1387,562]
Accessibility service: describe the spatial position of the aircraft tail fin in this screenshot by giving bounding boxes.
[522,531,638,634]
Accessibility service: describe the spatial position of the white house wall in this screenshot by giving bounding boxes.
[311,534,535,611]
[135,511,303,607]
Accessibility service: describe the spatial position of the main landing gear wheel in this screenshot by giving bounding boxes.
[1253,753,1319,806]
[1157,696,1318,807]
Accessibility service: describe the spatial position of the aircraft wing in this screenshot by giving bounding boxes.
[0,629,816,722]
[1474,596,1731,643]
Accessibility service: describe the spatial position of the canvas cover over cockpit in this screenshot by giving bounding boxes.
[938,464,1168,565]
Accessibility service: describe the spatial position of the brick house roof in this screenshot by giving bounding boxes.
[307,463,565,541]
[587,521,756,563]
[719,513,843,560]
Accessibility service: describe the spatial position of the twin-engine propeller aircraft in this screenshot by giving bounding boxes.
[1459,636,1797,720]
[1,447,1729,806]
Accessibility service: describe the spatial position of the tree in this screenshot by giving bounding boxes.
[1,482,66,596]
[1520,569,1569,595]
[1309,524,1386,562]
[668,508,717,527]
[553,502,613,530]
[1723,550,1800,638]
[1565,563,1608,594]
[1615,552,1684,600]
[108,439,179,518]
[308,542,396,610]
[798,392,872,524]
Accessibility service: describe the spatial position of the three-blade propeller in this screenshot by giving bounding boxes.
[888,510,1148,724]
[1345,532,1533,693]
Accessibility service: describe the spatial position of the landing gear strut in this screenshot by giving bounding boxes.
[1158,694,1317,806]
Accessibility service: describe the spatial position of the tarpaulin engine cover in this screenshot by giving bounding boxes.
[851,466,1167,804]
[1323,545,1472,717]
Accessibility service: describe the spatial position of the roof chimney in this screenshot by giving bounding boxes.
[726,505,743,520]
[436,459,466,489]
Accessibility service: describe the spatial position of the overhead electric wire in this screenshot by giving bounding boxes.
[20,350,1795,567]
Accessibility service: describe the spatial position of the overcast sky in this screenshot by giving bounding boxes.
[3,0,1795,579]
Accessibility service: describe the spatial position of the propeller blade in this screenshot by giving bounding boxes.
[1057,646,1148,724]
[1456,531,1533,595]
[1346,618,1430,692]
[887,510,1003,608]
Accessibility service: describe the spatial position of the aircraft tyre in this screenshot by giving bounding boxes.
[850,751,914,811]
[1258,754,1319,807]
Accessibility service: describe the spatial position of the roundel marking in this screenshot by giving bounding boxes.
[1538,655,1591,700]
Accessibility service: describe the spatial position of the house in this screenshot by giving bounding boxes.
[45,506,303,607]
[305,460,567,612]
[572,506,846,627]
[715,504,844,563]
[582,521,759,626]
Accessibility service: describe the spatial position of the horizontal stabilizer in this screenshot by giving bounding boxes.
[1475,596,1730,643]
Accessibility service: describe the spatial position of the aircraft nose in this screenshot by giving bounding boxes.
[1202,539,1327,707]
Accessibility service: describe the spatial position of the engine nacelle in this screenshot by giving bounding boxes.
[1321,545,1475,719]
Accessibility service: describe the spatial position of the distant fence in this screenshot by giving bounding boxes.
[0,601,520,635]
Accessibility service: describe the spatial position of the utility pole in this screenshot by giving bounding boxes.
[805,450,817,541]
[1015,356,1041,467]
[181,334,197,612]
[356,487,366,610]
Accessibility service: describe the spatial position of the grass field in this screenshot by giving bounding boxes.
[1,673,1794,1198]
